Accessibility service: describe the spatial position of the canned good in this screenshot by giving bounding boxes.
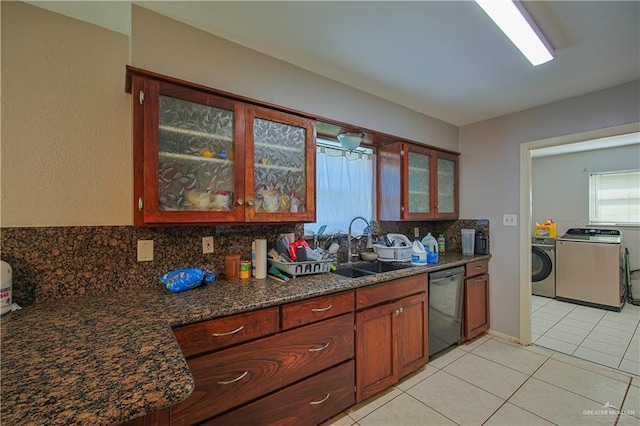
[239,260,251,279]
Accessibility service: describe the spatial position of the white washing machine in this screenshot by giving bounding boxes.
[532,238,555,298]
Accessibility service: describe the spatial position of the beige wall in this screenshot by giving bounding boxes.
[1,1,132,226]
[459,81,640,338]
[130,6,458,151]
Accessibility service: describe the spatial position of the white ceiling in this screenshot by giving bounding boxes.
[27,1,639,127]
[132,1,640,126]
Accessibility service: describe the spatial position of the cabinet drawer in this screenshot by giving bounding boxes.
[171,313,354,426]
[281,291,354,330]
[356,274,426,310]
[204,360,355,426]
[465,259,489,277]
[173,307,279,358]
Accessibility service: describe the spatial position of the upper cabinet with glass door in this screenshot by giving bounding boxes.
[128,68,315,225]
[378,142,458,220]
[245,106,316,222]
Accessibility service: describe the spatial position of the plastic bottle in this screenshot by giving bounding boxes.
[411,238,427,266]
[437,234,446,254]
[421,233,439,264]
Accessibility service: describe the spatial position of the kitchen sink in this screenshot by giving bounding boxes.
[333,261,410,278]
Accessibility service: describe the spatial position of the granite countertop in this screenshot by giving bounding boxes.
[0,253,489,425]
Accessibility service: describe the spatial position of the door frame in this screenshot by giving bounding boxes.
[518,122,639,345]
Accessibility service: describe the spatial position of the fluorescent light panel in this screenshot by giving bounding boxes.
[475,0,555,66]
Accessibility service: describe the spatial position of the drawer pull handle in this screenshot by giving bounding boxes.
[309,393,330,405]
[475,278,484,282]
[311,304,333,312]
[309,342,330,352]
[218,370,248,385]
[475,265,482,269]
[212,325,244,337]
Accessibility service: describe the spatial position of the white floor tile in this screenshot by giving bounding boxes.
[443,352,529,399]
[603,311,640,325]
[619,359,640,376]
[585,330,633,349]
[358,393,456,426]
[531,333,542,342]
[532,358,628,407]
[321,412,356,426]
[592,323,636,340]
[621,384,640,418]
[543,328,587,345]
[345,386,402,421]
[428,347,467,369]
[509,378,617,425]
[457,333,493,352]
[598,318,638,333]
[548,299,580,311]
[532,310,565,323]
[550,322,592,338]
[580,338,628,357]
[536,335,578,355]
[573,346,622,369]
[623,348,640,363]
[550,351,632,383]
[558,317,599,331]
[396,364,439,391]
[484,402,554,426]
[566,312,603,325]
[531,317,557,331]
[471,338,548,375]
[407,370,504,426]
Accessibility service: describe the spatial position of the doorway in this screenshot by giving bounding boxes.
[519,123,639,373]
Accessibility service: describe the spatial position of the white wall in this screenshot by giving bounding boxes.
[532,144,640,270]
[130,6,458,152]
[460,81,640,338]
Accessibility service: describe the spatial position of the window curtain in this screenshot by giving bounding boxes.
[306,147,373,236]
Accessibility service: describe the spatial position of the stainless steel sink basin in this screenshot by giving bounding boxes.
[333,261,410,278]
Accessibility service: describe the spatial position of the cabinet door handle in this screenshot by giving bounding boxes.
[309,342,330,352]
[212,325,244,337]
[474,278,484,283]
[309,393,330,405]
[247,200,255,206]
[311,304,333,312]
[475,265,483,269]
[237,198,244,206]
[217,370,248,385]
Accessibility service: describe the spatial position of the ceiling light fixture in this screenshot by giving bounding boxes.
[337,132,364,151]
[475,0,555,66]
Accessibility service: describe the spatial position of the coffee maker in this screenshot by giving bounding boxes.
[475,230,490,255]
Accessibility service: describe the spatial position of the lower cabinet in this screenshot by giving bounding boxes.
[171,313,354,425]
[463,259,490,341]
[355,275,428,402]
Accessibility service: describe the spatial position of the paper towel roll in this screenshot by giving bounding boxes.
[255,239,267,279]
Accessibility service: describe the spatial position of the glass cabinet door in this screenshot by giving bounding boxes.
[138,79,245,224]
[245,106,315,222]
[435,152,459,218]
[406,147,432,217]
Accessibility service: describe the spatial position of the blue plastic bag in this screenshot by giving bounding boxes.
[159,268,215,293]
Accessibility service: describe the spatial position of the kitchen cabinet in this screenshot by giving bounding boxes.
[463,259,490,341]
[354,274,428,402]
[377,142,459,220]
[170,294,354,425]
[127,67,316,225]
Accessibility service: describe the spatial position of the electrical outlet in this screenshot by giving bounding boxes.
[414,227,420,238]
[137,240,154,261]
[202,236,214,254]
[503,214,518,227]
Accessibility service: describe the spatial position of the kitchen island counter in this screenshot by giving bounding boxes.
[0,253,489,425]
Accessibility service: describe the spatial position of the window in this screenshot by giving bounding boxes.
[304,139,374,236]
[589,170,640,225]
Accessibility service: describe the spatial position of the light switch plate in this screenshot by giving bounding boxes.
[137,240,154,261]
[503,214,518,227]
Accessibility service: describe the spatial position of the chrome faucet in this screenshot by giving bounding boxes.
[347,216,372,263]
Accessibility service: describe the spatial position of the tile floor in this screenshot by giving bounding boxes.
[531,295,640,376]
[324,334,640,426]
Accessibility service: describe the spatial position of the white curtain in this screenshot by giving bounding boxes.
[305,146,373,236]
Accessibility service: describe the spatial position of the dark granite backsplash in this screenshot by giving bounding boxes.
[0,219,489,307]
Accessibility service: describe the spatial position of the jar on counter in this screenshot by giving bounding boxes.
[239,260,251,279]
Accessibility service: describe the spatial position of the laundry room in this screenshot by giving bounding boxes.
[530,133,640,376]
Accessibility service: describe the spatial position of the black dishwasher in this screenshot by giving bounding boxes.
[428,266,465,356]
